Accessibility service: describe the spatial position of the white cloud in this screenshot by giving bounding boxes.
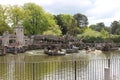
[0,0,120,26]
[86,0,120,26]
[86,0,120,17]
[88,17,115,26]
[0,0,54,5]
[49,0,92,7]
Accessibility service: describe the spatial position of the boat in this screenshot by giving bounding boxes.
[44,48,65,56]
[5,46,25,53]
[66,46,79,53]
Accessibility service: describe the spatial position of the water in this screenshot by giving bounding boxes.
[0,50,120,80]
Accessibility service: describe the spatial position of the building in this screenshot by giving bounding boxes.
[1,26,30,53]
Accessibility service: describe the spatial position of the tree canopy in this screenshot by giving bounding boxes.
[73,13,88,27]
[111,21,120,35]
[0,5,12,35]
[55,14,79,36]
[1,2,120,40]
[23,3,61,35]
[89,22,106,32]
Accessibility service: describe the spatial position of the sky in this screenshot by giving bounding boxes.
[0,0,120,26]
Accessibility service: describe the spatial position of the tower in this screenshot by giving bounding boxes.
[14,26,24,47]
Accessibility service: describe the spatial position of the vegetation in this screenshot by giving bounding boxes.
[0,3,120,43]
[73,13,88,27]
[0,5,12,35]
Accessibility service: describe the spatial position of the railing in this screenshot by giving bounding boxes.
[0,58,120,80]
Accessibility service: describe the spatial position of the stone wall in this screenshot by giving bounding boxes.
[2,31,9,46]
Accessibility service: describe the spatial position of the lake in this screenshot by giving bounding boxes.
[0,50,120,80]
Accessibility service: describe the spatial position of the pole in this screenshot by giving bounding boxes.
[33,63,35,80]
[104,68,110,80]
[108,59,110,68]
[75,60,76,80]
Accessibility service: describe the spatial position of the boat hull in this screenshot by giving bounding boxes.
[44,50,65,56]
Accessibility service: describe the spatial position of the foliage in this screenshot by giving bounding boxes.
[111,21,120,35]
[82,36,104,43]
[1,3,120,40]
[23,3,60,35]
[67,19,79,36]
[43,25,62,36]
[89,22,106,32]
[78,27,109,43]
[80,27,101,37]
[23,3,46,35]
[100,28,109,38]
[55,14,74,35]
[0,20,12,35]
[7,5,26,27]
[110,35,120,43]
[0,5,12,35]
[73,13,88,27]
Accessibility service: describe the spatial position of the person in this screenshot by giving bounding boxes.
[85,46,90,50]
[72,45,77,49]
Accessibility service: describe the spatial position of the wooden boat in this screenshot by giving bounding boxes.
[66,46,79,53]
[44,49,65,56]
[5,46,25,53]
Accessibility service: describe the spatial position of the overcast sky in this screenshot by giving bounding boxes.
[1,0,120,26]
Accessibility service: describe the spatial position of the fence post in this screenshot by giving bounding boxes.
[108,59,110,68]
[14,46,17,54]
[75,60,76,80]
[104,68,110,80]
[2,46,6,55]
[33,63,35,80]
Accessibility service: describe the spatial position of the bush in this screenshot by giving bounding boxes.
[82,36,104,43]
[110,35,120,43]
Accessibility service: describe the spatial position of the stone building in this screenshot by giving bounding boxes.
[1,26,30,53]
[2,31,9,47]
[14,26,25,48]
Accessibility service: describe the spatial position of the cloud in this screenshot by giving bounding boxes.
[86,0,120,17]
[42,0,92,14]
[86,0,120,26]
[88,17,116,26]
[0,0,120,26]
[0,0,55,5]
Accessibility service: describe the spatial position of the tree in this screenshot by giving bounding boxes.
[44,13,62,35]
[23,3,61,35]
[67,19,78,36]
[0,5,12,35]
[89,22,106,32]
[55,14,77,35]
[73,13,88,27]
[111,21,120,35]
[7,5,26,27]
[43,25,62,36]
[101,28,109,38]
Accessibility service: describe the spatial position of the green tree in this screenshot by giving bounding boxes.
[0,5,12,35]
[73,13,88,27]
[111,21,120,35]
[89,22,106,32]
[55,14,76,35]
[7,5,26,27]
[81,27,101,37]
[67,19,78,36]
[43,13,62,35]
[23,3,61,35]
[101,28,109,38]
